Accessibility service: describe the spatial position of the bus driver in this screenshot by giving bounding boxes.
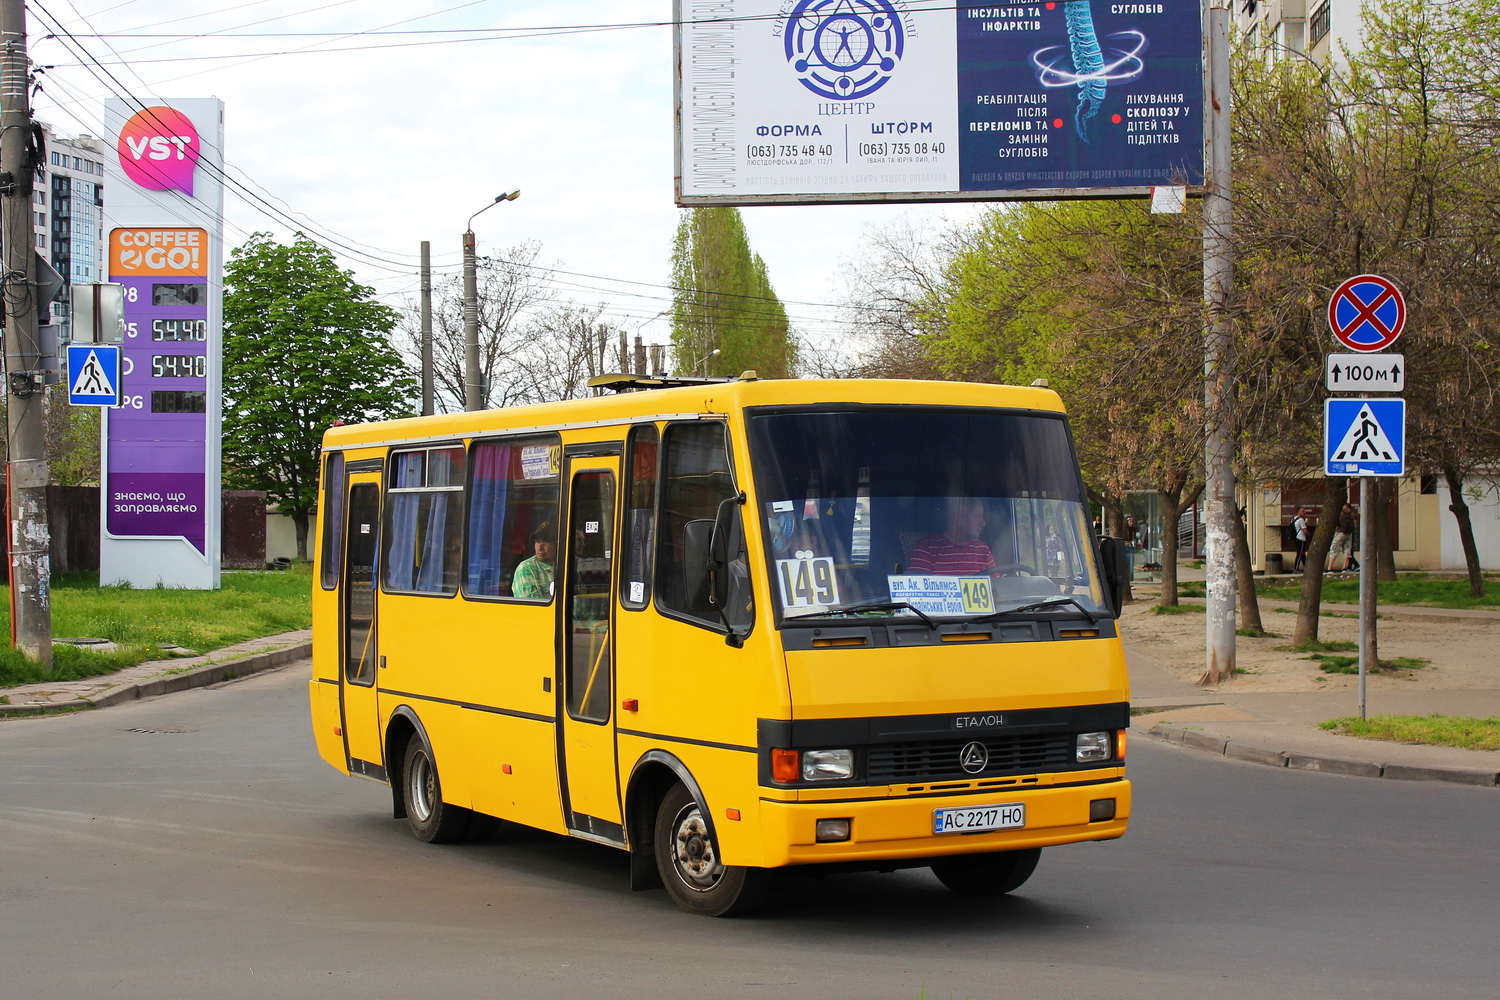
[908,497,996,576]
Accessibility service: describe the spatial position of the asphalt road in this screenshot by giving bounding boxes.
[1,662,1495,999]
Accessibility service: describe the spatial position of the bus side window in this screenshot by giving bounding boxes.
[655,421,753,632]
[465,435,561,601]
[319,451,345,590]
[383,446,465,596]
[622,424,659,610]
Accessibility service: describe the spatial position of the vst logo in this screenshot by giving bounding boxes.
[116,106,201,196]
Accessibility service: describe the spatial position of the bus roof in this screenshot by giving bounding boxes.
[320,378,1066,451]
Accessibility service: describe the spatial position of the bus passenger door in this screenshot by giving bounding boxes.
[558,455,623,842]
[341,478,385,775]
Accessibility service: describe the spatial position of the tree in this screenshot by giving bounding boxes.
[398,240,554,412]
[670,207,795,378]
[45,385,100,486]
[223,234,416,558]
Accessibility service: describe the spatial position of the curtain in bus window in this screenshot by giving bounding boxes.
[384,492,419,592]
[467,444,512,597]
[393,451,424,487]
[415,493,450,593]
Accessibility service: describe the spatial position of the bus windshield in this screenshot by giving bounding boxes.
[747,406,1106,623]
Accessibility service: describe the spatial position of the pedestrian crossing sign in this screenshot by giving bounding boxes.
[66,344,121,407]
[1325,398,1404,477]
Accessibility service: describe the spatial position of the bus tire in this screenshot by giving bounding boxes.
[402,735,470,844]
[930,847,1041,897]
[654,783,765,917]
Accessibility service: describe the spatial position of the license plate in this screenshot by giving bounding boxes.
[933,802,1025,835]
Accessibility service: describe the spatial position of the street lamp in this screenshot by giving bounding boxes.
[693,347,721,375]
[463,189,521,412]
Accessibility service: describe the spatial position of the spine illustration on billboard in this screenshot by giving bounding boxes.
[1064,2,1105,140]
[1031,3,1148,142]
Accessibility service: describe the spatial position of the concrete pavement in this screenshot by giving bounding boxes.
[0,630,310,717]
[1127,583,1500,788]
[2,602,1496,788]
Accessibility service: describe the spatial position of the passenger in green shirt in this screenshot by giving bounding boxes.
[512,522,555,599]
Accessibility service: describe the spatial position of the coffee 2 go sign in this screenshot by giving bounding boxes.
[115,106,202,197]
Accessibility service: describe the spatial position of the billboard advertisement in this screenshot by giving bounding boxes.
[676,1,1204,204]
[101,99,224,589]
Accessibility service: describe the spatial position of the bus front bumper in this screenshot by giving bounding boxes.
[754,776,1130,868]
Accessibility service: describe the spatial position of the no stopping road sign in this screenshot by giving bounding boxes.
[1328,274,1406,353]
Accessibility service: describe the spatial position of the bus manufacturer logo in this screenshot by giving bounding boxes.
[959,741,989,774]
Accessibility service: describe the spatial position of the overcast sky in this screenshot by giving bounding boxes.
[33,0,972,360]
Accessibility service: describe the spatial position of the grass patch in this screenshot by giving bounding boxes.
[1237,627,1278,638]
[1309,653,1429,675]
[1255,572,1500,610]
[1319,714,1500,750]
[0,567,311,687]
[1152,602,1204,615]
[1276,638,1358,653]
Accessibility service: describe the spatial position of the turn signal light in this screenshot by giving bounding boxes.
[771,748,800,783]
[1117,729,1127,760]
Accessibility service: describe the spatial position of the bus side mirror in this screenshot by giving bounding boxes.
[683,519,715,616]
[1097,536,1127,618]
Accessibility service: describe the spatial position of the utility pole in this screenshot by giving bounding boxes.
[1,0,52,668]
[1200,0,1235,685]
[419,241,433,415]
[463,189,519,412]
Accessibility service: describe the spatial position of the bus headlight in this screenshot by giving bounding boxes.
[1076,731,1113,763]
[801,749,854,781]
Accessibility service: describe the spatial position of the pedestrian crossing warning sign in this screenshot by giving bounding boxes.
[66,344,121,407]
[1325,398,1405,477]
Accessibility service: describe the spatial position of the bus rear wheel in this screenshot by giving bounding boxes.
[654,784,765,917]
[930,847,1041,897]
[402,735,470,844]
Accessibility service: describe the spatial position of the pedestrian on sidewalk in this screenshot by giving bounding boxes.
[1291,507,1310,571]
[1329,503,1355,573]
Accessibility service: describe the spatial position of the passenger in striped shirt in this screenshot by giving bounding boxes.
[908,497,995,576]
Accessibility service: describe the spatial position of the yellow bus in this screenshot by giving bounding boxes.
[310,376,1131,916]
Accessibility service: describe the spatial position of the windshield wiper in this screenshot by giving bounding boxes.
[972,597,1100,624]
[790,601,937,630]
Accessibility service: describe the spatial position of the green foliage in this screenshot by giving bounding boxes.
[0,567,312,686]
[1256,574,1500,610]
[1151,603,1202,615]
[222,235,416,550]
[1320,713,1500,751]
[46,383,101,485]
[1309,653,1427,675]
[670,207,795,378]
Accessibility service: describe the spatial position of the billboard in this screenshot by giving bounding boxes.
[101,99,224,589]
[675,1,1204,204]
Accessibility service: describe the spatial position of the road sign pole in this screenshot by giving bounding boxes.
[1357,475,1376,720]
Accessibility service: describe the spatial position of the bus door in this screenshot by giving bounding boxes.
[341,476,384,775]
[558,452,624,842]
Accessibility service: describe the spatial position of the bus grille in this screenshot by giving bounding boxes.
[867,733,1075,783]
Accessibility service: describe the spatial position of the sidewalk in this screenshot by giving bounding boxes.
[1126,580,1500,788]
[0,630,311,717]
[2,606,1496,790]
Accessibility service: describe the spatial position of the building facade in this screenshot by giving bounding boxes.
[1235,0,1359,64]
[35,123,108,339]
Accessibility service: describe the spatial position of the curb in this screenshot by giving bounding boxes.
[0,641,311,717]
[1136,721,1500,788]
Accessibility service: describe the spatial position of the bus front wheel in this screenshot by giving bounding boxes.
[930,847,1041,897]
[402,735,470,844]
[654,784,765,917]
